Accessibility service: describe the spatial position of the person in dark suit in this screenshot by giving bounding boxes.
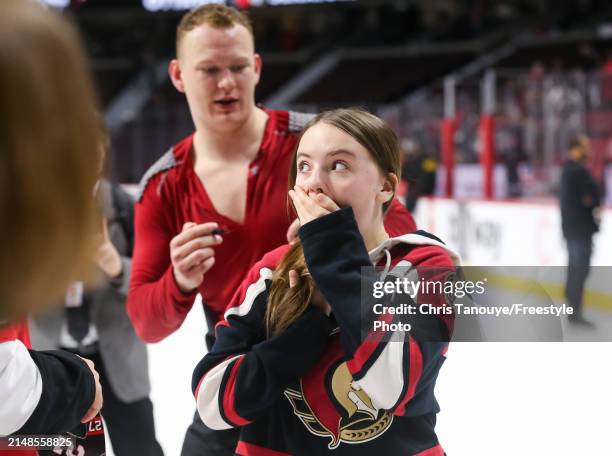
[401,139,437,213]
[559,135,601,327]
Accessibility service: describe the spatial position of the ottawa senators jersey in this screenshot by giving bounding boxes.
[192,208,459,456]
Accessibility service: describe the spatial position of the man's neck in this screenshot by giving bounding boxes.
[193,107,269,163]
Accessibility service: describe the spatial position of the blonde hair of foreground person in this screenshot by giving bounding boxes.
[0,0,101,322]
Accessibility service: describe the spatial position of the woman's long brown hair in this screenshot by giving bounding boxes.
[265,108,401,337]
[0,2,101,321]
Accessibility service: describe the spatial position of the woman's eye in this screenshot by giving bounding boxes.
[332,160,348,171]
[297,161,311,172]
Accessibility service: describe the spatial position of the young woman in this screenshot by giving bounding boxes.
[192,108,460,456]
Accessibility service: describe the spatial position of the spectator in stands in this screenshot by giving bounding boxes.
[30,133,164,456]
[0,0,102,441]
[600,51,612,103]
[576,43,599,71]
[559,135,601,327]
[126,5,415,455]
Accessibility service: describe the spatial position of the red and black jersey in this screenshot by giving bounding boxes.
[127,109,416,343]
[0,320,30,348]
[0,320,95,440]
[192,208,459,456]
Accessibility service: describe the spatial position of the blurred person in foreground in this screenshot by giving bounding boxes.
[559,135,601,328]
[0,0,103,445]
[126,4,415,455]
[30,133,163,455]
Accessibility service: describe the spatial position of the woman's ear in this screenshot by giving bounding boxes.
[379,173,398,205]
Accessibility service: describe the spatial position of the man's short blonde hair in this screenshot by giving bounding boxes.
[176,4,254,56]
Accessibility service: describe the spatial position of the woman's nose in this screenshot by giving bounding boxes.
[304,169,326,194]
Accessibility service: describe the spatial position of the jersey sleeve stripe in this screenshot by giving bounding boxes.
[345,312,392,377]
[221,355,250,427]
[0,340,43,436]
[195,354,243,430]
[0,324,17,343]
[393,337,424,415]
[414,443,445,456]
[235,440,292,456]
[223,268,273,322]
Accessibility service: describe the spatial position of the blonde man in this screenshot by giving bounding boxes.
[127,5,415,455]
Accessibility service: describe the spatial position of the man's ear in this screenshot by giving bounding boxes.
[253,53,262,86]
[379,173,399,205]
[168,59,185,93]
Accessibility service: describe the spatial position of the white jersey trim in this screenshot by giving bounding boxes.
[196,354,242,430]
[0,340,43,436]
[369,233,462,267]
[224,268,273,321]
